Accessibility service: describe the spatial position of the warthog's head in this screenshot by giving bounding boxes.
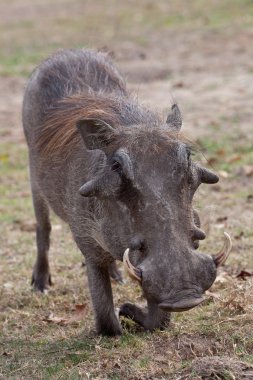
[77,104,231,326]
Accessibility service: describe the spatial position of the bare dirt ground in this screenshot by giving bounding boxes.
[1,1,253,379]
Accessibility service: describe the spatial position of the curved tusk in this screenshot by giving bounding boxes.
[123,248,142,282]
[213,232,232,267]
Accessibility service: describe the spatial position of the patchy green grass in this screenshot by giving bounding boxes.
[196,133,253,173]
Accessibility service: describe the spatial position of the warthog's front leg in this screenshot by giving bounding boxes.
[119,301,170,331]
[86,259,122,336]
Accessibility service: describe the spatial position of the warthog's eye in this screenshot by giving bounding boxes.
[111,160,122,176]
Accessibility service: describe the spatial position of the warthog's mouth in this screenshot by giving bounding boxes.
[158,296,204,312]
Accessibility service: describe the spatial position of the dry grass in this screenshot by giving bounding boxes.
[1,1,253,379]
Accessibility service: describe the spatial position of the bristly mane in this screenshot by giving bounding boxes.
[36,92,160,159]
[37,94,119,158]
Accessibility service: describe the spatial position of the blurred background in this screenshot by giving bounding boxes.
[1,1,253,379]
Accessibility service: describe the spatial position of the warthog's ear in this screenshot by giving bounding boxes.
[166,104,182,132]
[76,118,115,150]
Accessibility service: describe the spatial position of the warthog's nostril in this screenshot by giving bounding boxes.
[193,241,199,250]
[130,235,145,251]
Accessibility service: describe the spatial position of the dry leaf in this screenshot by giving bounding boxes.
[228,155,241,163]
[216,216,228,223]
[207,157,218,165]
[20,221,36,232]
[217,149,226,156]
[74,304,87,313]
[65,303,88,324]
[43,313,67,325]
[43,304,88,326]
[236,270,253,280]
[2,351,11,357]
[173,81,184,88]
[234,231,244,240]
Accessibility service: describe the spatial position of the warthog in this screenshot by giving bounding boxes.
[22,49,232,336]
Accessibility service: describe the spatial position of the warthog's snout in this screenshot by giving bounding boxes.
[123,232,232,315]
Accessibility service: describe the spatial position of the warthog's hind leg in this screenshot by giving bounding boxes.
[31,188,52,292]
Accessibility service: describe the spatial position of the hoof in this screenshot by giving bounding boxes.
[31,271,52,292]
[96,312,123,336]
[97,324,122,336]
[119,303,136,319]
